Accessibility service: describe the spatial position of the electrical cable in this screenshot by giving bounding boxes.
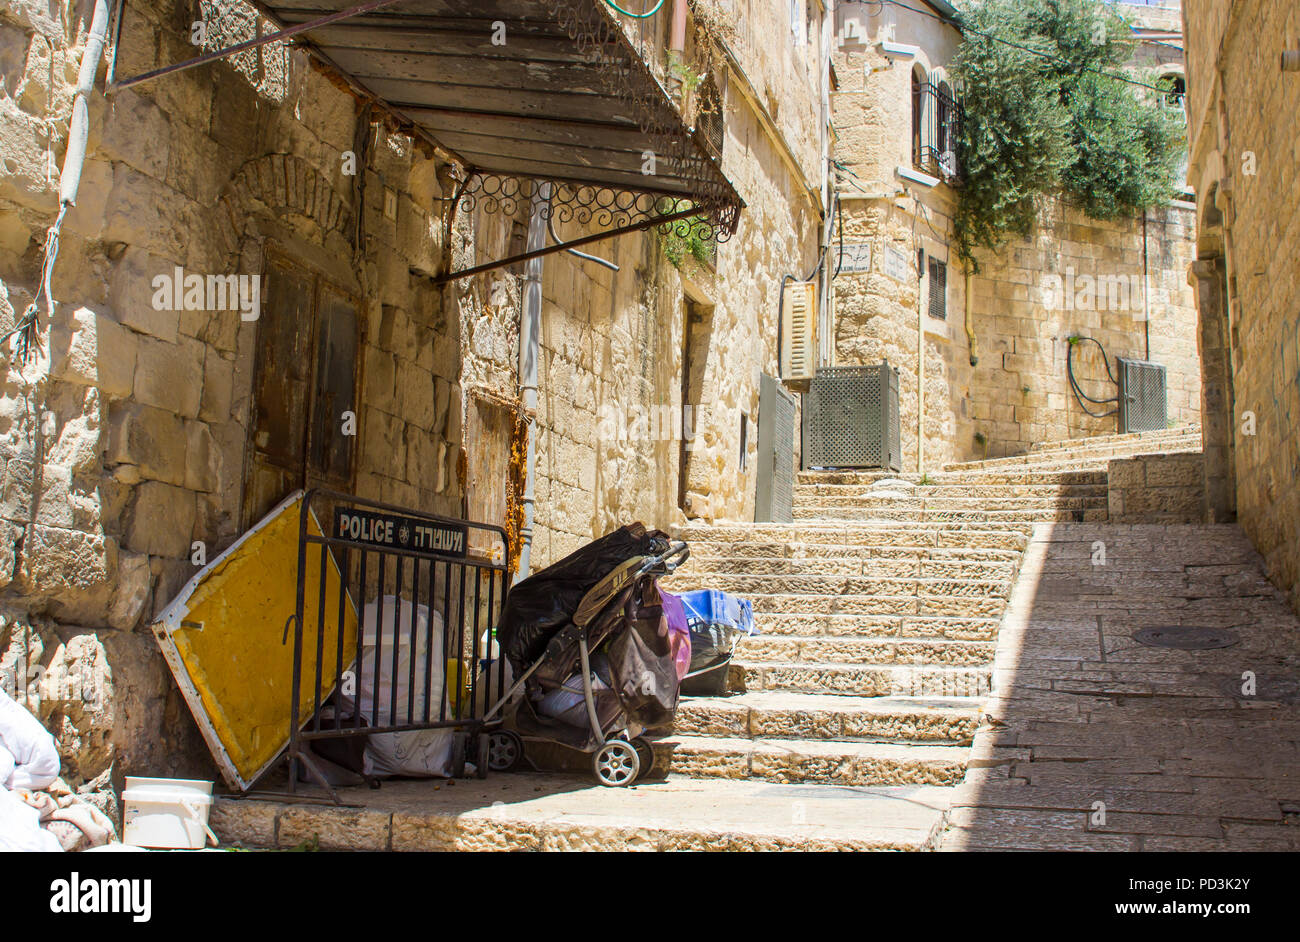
[602,0,665,18]
[546,208,620,272]
[1066,335,1121,418]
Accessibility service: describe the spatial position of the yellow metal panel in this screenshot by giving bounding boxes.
[153,493,357,790]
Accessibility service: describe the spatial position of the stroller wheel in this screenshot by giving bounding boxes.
[631,737,655,781]
[592,740,640,787]
[486,730,523,772]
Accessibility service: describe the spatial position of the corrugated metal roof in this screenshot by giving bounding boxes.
[258,0,742,224]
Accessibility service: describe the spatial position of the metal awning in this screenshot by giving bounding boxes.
[108,0,744,280]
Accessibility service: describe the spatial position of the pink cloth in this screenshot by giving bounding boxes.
[657,588,692,681]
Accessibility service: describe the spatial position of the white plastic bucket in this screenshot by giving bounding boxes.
[122,777,217,850]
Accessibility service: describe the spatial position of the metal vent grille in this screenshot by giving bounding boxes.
[801,362,902,471]
[756,374,796,522]
[1116,356,1168,433]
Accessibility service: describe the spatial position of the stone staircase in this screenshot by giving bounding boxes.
[213,424,1210,851]
[659,424,1204,847]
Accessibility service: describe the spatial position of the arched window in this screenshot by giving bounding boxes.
[1159,73,1186,119]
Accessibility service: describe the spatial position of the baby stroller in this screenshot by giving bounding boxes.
[481,523,689,786]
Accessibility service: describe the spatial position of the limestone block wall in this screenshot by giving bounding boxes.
[0,0,465,785]
[829,8,1201,470]
[1184,0,1300,611]
[454,47,824,570]
[1108,452,1206,523]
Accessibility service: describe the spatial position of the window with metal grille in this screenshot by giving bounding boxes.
[697,77,724,159]
[912,79,962,182]
[928,257,947,319]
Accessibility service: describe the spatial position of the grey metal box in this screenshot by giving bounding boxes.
[1116,356,1168,433]
[801,362,902,471]
[755,373,796,522]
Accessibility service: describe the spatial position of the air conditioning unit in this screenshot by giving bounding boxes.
[1116,356,1168,433]
[780,280,817,382]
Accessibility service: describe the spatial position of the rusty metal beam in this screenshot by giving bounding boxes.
[106,0,406,92]
[432,202,703,284]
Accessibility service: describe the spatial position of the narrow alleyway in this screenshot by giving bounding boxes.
[206,423,1300,852]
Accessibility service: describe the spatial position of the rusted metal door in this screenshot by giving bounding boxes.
[244,250,360,529]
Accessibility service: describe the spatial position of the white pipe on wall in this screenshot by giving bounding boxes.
[62,0,112,208]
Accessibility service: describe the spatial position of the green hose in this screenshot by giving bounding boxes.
[603,0,666,18]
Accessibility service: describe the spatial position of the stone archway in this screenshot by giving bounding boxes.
[211,154,356,269]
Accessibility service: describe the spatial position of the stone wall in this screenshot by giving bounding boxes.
[0,0,466,786]
[455,3,827,566]
[1107,452,1206,523]
[828,2,1201,471]
[1183,0,1300,611]
[0,0,828,788]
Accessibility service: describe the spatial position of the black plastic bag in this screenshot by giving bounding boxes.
[497,522,663,672]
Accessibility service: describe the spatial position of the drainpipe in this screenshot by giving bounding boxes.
[13,0,110,362]
[963,268,977,366]
[917,254,925,473]
[515,183,551,583]
[670,0,687,51]
[1141,212,1151,361]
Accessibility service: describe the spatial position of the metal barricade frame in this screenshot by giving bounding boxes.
[285,489,511,801]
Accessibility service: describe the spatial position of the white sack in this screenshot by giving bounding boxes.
[0,687,60,790]
[350,596,454,778]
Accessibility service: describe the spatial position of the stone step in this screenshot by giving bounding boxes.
[678,524,1032,550]
[744,592,1009,618]
[798,469,1108,486]
[669,573,1013,599]
[750,612,1001,641]
[674,692,983,745]
[1027,426,1201,454]
[684,554,1018,581]
[791,506,1107,523]
[737,635,996,666]
[796,482,1109,499]
[655,734,969,786]
[733,660,993,698]
[687,542,1024,563]
[211,775,956,851]
[792,494,1108,511]
[944,444,1202,473]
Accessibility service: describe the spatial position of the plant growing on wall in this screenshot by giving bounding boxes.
[659,213,716,269]
[952,0,1184,269]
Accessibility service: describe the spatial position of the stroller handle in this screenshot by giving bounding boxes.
[643,540,689,575]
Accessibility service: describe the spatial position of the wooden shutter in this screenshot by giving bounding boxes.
[928,257,947,320]
[781,280,817,381]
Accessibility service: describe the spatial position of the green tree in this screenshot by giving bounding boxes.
[952,0,1183,268]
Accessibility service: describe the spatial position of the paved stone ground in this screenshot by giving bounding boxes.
[939,522,1300,851]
